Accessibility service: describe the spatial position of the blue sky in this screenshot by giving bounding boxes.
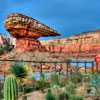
[0,0,100,40]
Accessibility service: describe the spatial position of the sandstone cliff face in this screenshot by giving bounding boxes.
[40,30,100,58]
[0,33,16,46]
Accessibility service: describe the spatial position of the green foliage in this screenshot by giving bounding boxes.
[0,92,3,99]
[57,92,70,100]
[70,71,82,83]
[0,44,9,56]
[51,73,59,85]
[46,89,55,100]
[91,74,100,94]
[0,81,4,99]
[52,84,60,89]
[22,85,27,100]
[71,95,83,100]
[65,82,77,94]
[59,73,67,87]
[84,73,100,95]
[4,76,18,100]
[25,85,34,93]
[37,80,50,92]
[86,88,92,94]
[9,62,28,82]
[29,75,35,88]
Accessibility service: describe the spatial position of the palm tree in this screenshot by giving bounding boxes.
[9,62,28,83]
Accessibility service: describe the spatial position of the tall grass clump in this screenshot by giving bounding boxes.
[71,95,84,100]
[46,89,55,100]
[51,73,59,85]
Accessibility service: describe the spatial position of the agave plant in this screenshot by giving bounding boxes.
[9,62,28,83]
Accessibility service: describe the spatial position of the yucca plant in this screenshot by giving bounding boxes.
[9,62,28,83]
[4,76,18,100]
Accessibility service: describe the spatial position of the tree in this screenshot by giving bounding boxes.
[9,62,28,83]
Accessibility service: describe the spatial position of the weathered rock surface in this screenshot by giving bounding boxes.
[0,33,16,46]
[4,13,60,52]
[41,30,100,58]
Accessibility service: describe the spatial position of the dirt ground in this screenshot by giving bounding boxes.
[18,91,45,100]
[18,83,94,100]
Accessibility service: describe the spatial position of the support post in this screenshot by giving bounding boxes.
[4,72,5,82]
[85,61,87,73]
[40,60,42,79]
[92,62,94,74]
[76,62,78,74]
[96,62,98,74]
[54,61,57,72]
[66,63,69,78]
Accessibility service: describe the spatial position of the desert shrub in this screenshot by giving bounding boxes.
[0,92,3,99]
[46,89,55,100]
[65,82,77,94]
[71,95,83,100]
[86,88,92,94]
[37,80,50,92]
[59,73,67,87]
[0,44,9,56]
[25,85,34,93]
[9,62,28,83]
[70,71,83,83]
[57,91,70,100]
[51,73,59,85]
[28,75,35,88]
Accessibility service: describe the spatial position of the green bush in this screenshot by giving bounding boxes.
[0,92,3,99]
[0,44,9,56]
[70,71,83,83]
[51,73,59,85]
[66,82,76,94]
[57,92,70,100]
[37,80,50,92]
[71,95,83,100]
[86,88,92,94]
[25,85,34,93]
[46,89,55,100]
[59,74,66,87]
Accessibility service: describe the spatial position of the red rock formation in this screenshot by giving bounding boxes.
[41,30,100,58]
[4,13,60,52]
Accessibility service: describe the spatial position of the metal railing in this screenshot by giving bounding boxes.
[0,59,99,80]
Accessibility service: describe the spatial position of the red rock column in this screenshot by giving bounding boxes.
[14,38,46,52]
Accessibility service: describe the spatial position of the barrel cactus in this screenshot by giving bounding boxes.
[4,76,18,100]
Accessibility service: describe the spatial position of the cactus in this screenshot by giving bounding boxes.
[83,73,100,94]
[22,84,27,100]
[4,76,18,100]
[90,75,100,94]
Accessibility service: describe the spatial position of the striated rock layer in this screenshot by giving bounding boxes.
[0,33,16,47]
[41,30,100,58]
[4,13,60,52]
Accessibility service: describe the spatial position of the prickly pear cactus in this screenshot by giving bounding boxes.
[90,75,100,94]
[97,76,100,88]
[4,76,18,100]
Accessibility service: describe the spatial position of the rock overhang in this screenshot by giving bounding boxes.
[4,13,61,39]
